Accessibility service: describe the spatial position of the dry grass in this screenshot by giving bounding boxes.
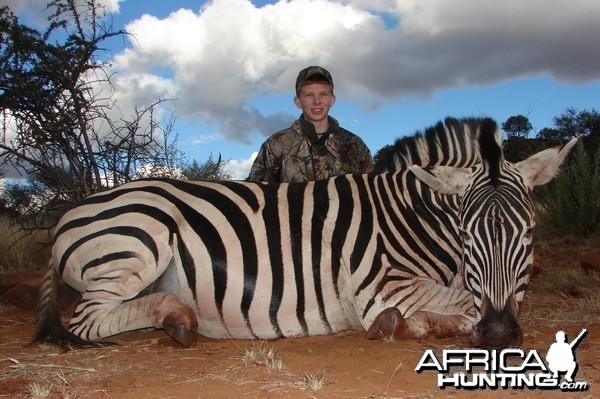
[3,356,83,399]
[302,370,331,391]
[240,340,284,372]
[0,215,51,273]
[24,382,52,399]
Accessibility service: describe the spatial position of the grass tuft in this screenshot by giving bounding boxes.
[25,382,52,399]
[302,370,329,391]
[241,341,283,372]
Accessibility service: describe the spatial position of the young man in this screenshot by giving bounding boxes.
[247,66,374,182]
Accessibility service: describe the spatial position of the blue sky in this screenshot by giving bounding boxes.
[8,0,600,178]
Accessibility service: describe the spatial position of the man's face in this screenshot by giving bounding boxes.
[294,83,336,126]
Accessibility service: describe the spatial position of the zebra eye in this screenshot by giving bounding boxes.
[523,226,534,243]
[526,227,534,237]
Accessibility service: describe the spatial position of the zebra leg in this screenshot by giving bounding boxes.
[408,310,473,338]
[366,279,475,340]
[70,292,198,347]
[157,294,199,347]
[367,307,474,340]
[67,256,199,347]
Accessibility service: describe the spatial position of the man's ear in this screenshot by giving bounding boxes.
[330,93,336,107]
[293,96,301,109]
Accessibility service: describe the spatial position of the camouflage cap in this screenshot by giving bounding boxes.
[295,66,334,90]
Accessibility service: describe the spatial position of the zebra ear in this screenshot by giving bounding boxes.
[514,138,578,189]
[409,165,472,195]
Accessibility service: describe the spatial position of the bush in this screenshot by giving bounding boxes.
[536,142,600,237]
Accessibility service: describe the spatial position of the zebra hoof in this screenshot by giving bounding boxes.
[163,313,198,347]
[366,307,407,340]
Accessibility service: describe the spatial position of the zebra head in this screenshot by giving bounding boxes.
[410,120,577,347]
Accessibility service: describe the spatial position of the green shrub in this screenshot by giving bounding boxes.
[536,142,600,237]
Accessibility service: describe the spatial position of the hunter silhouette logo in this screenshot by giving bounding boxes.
[415,328,589,391]
[546,329,587,383]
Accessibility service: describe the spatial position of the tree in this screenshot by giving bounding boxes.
[502,115,533,138]
[549,107,600,150]
[536,127,563,140]
[0,1,182,228]
[182,153,232,181]
[553,108,586,139]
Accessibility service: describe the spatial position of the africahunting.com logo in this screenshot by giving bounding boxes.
[415,329,588,391]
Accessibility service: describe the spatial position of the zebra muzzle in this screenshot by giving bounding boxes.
[470,295,522,348]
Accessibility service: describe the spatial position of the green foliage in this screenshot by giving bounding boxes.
[502,115,532,138]
[372,144,395,173]
[537,127,563,140]
[502,136,561,163]
[182,153,231,181]
[0,181,40,217]
[536,142,600,237]
[0,179,62,220]
[550,107,600,139]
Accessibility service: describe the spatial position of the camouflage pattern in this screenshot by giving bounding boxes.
[296,66,334,91]
[247,116,374,183]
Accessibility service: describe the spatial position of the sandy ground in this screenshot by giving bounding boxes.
[1,238,599,398]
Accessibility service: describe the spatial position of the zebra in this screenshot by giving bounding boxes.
[35,117,576,348]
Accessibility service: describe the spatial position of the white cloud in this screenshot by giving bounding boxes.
[189,133,223,146]
[99,0,122,14]
[6,0,599,177]
[226,152,257,180]
[112,0,378,143]
[7,0,122,23]
[3,0,48,14]
[110,73,178,111]
[107,0,600,144]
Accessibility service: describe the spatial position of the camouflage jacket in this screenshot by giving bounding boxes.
[247,116,374,183]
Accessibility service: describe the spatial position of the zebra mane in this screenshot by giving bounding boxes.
[384,117,502,172]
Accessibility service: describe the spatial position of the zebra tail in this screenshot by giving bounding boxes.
[34,263,113,348]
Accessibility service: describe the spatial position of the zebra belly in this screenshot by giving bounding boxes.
[193,303,359,339]
[195,278,362,339]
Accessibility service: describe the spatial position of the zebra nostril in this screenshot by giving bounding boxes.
[471,316,522,348]
[470,324,484,347]
[471,294,522,348]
